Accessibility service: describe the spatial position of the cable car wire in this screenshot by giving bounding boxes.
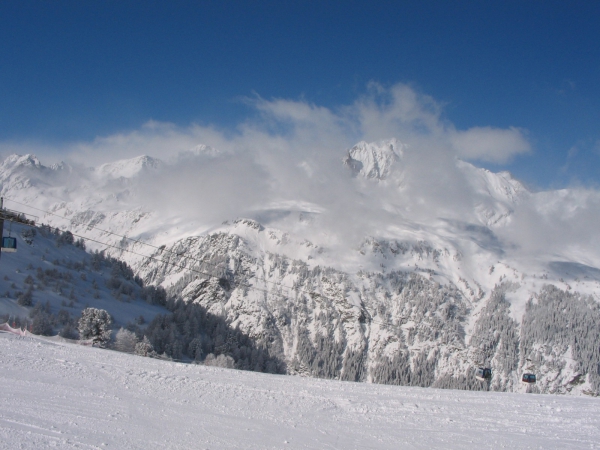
[1,207,366,308]
[3,197,347,302]
[1,198,535,346]
[2,198,582,376]
[1,199,522,348]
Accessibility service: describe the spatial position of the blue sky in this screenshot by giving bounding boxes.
[1,1,599,189]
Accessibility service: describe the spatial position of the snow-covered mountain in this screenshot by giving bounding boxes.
[1,140,599,395]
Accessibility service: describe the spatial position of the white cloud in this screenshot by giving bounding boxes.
[0,83,532,169]
[11,83,591,260]
[450,126,531,164]
[499,188,600,260]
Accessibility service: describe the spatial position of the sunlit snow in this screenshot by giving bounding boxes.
[1,332,599,449]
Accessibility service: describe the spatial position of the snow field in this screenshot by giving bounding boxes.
[1,333,599,449]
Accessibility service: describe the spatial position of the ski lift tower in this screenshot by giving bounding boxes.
[0,197,36,257]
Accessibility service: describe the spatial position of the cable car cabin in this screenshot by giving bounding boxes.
[522,373,536,384]
[475,367,492,381]
[1,237,17,252]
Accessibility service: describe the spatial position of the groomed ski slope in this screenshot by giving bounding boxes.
[0,333,599,450]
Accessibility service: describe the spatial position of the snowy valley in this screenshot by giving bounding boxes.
[0,139,600,398]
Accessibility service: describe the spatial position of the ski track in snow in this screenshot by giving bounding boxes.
[1,333,599,449]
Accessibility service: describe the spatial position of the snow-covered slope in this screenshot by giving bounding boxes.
[1,332,599,450]
[0,223,168,332]
[1,140,599,395]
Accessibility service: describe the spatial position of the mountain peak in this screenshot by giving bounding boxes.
[343,139,404,180]
[96,155,163,179]
[50,161,72,172]
[456,159,527,205]
[1,154,43,171]
[190,144,220,157]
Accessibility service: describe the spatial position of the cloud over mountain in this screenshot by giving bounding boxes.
[1,83,599,268]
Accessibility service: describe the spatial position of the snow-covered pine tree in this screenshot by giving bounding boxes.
[114,328,138,353]
[78,307,112,347]
[134,336,155,357]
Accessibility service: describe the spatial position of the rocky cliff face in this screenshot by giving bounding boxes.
[133,218,600,395]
